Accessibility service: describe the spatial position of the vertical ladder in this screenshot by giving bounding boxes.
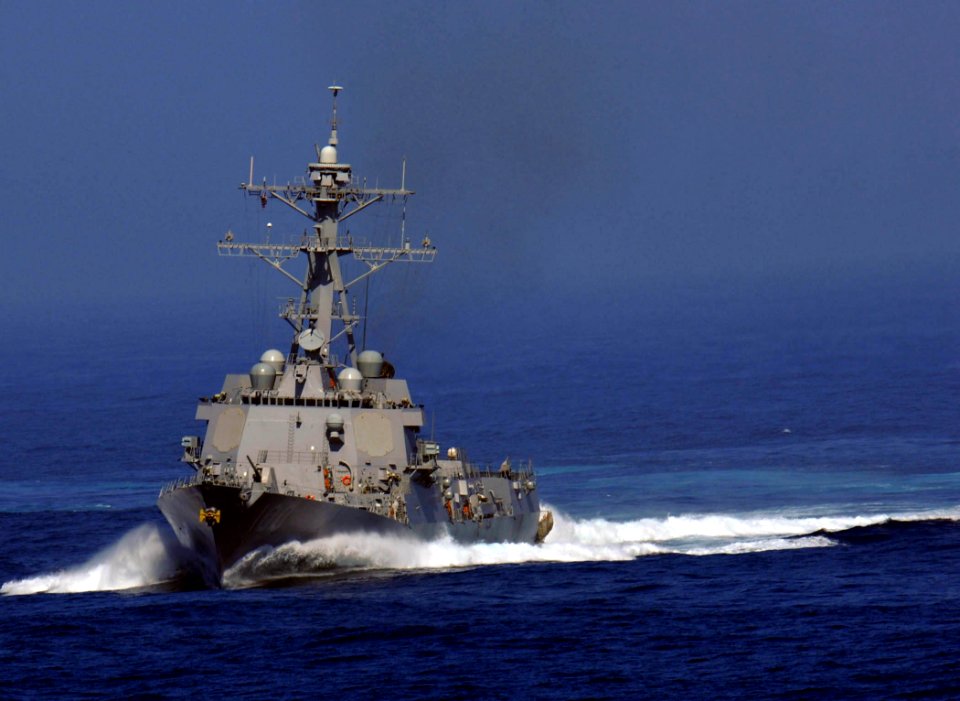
[286,414,297,462]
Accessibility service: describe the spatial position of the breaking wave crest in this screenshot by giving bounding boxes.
[1,523,188,596]
[5,506,959,593]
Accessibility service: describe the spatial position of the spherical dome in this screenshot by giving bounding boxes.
[326,413,345,431]
[320,145,338,164]
[337,367,363,392]
[259,349,285,373]
[357,350,384,378]
[249,362,277,390]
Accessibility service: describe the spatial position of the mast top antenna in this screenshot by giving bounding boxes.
[327,84,343,145]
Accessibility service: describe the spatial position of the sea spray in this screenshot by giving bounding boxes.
[1,523,189,596]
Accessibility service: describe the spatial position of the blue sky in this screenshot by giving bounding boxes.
[2,1,959,330]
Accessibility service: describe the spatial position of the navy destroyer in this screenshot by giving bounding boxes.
[158,86,552,584]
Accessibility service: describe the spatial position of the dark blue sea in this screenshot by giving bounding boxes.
[2,270,959,699]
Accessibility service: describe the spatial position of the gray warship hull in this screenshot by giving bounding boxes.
[159,476,543,585]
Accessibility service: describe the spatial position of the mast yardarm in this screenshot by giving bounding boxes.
[220,85,436,371]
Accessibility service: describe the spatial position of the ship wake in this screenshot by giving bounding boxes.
[221,504,960,587]
[4,505,959,594]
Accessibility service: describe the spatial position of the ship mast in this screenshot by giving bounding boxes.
[218,85,436,371]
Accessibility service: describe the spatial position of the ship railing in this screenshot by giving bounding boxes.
[241,393,372,409]
[217,234,367,255]
[462,460,535,482]
[352,244,436,263]
[466,469,536,482]
[215,233,436,264]
[158,469,250,497]
[158,472,203,497]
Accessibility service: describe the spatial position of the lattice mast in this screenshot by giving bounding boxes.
[219,85,435,370]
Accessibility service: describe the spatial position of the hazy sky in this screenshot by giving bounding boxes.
[2,1,959,327]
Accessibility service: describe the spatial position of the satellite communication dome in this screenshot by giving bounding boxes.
[337,367,363,392]
[357,350,384,378]
[249,362,277,390]
[320,144,338,164]
[326,412,345,441]
[260,349,285,373]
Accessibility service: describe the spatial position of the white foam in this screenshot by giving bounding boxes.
[222,530,666,587]
[1,523,183,596]
[7,505,959,593]
[223,504,960,585]
[548,504,960,546]
[684,535,836,556]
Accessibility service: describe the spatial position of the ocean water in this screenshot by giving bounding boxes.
[2,273,959,699]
